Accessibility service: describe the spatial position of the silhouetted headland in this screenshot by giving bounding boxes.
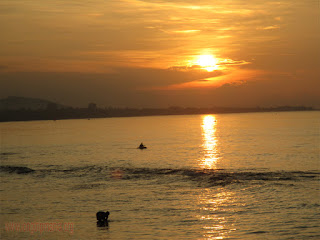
[0,96,317,122]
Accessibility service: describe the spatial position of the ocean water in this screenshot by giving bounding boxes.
[0,111,319,239]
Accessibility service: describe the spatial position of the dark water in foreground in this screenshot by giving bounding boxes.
[1,111,319,239]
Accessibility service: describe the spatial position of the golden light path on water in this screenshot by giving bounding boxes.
[198,115,236,239]
[200,115,219,169]
[198,189,237,239]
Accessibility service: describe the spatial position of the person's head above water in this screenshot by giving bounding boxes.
[96,211,110,222]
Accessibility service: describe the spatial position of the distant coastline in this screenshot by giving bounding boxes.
[0,96,317,122]
[0,105,316,122]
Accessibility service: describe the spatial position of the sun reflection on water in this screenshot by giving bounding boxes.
[198,189,236,239]
[200,115,219,169]
[198,118,236,239]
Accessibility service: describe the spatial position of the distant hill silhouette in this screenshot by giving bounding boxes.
[0,96,316,122]
[0,96,66,110]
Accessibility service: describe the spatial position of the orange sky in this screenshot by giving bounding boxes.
[0,0,319,107]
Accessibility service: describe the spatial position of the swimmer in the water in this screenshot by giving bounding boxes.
[96,211,109,221]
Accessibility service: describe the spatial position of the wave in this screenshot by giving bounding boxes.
[120,168,320,186]
[0,152,18,156]
[1,165,319,186]
[0,165,35,174]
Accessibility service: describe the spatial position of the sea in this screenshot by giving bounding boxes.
[0,111,319,239]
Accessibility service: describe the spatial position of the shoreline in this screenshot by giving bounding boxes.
[0,107,317,123]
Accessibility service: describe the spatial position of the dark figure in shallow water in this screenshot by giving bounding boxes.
[96,211,110,222]
[97,220,108,227]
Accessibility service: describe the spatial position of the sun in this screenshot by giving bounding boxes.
[196,55,219,72]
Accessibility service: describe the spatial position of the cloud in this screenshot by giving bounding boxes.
[171,29,201,34]
[1,65,319,108]
[0,0,319,108]
[0,0,305,73]
[0,65,8,70]
[258,25,280,30]
[0,65,237,106]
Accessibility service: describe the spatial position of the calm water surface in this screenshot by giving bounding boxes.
[1,111,319,239]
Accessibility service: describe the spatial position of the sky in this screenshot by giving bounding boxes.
[0,0,319,108]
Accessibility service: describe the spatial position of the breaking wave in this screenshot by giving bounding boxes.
[1,165,319,186]
[0,165,35,174]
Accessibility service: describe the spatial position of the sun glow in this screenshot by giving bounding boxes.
[196,55,219,72]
